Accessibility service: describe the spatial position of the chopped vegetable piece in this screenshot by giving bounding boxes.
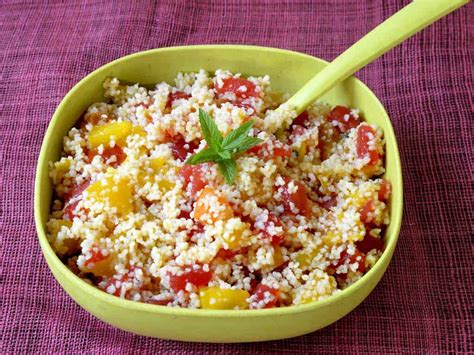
[169,264,212,292]
[250,284,279,309]
[87,121,133,149]
[356,124,380,165]
[216,77,258,99]
[194,187,233,224]
[328,105,361,132]
[278,177,311,217]
[200,287,250,309]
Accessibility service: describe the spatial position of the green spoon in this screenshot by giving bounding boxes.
[280,0,469,119]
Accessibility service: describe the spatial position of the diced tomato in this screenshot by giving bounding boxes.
[289,125,307,142]
[63,200,79,220]
[291,111,310,127]
[247,141,291,160]
[215,248,237,260]
[250,284,279,309]
[256,212,285,245]
[102,274,130,296]
[63,180,90,203]
[180,165,207,197]
[319,194,338,210]
[360,199,377,225]
[87,145,127,168]
[145,298,173,306]
[328,105,361,132]
[277,177,311,217]
[168,264,212,293]
[84,246,109,268]
[242,266,260,293]
[328,248,366,275]
[178,208,191,219]
[378,179,392,202]
[171,137,199,161]
[215,77,258,99]
[166,91,191,108]
[356,234,384,254]
[233,100,255,115]
[317,123,340,161]
[356,125,380,165]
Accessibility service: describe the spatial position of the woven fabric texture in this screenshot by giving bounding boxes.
[1,0,472,353]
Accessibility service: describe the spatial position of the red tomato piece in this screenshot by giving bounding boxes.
[180,164,207,197]
[215,248,237,260]
[247,141,291,160]
[356,125,380,165]
[277,177,311,217]
[145,298,174,306]
[328,105,361,132]
[291,111,310,127]
[171,137,199,161]
[360,199,378,226]
[64,180,90,203]
[84,246,109,267]
[378,179,392,202]
[168,264,212,293]
[319,194,338,210]
[88,146,127,168]
[255,212,285,245]
[356,234,384,254]
[329,249,366,274]
[63,200,80,220]
[251,284,279,309]
[166,91,191,108]
[102,274,130,296]
[216,77,258,99]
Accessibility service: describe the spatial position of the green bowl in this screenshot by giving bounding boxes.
[34,45,403,342]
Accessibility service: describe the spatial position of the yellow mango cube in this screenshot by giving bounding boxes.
[200,287,250,310]
[86,176,133,215]
[88,121,133,149]
[150,157,166,171]
[54,158,72,174]
[221,218,251,250]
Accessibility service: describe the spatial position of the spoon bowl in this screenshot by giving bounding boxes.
[34,45,403,342]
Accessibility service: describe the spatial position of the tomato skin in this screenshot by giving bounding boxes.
[87,145,127,168]
[180,165,207,197]
[277,177,311,217]
[319,194,338,210]
[63,200,80,220]
[291,111,310,127]
[378,179,391,202]
[63,179,90,220]
[168,264,212,292]
[171,137,199,161]
[256,212,285,245]
[360,199,377,225]
[328,105,361,132]
[250,284,279,309]
[247,141,291,160]
[328,248,366,275]
[356,234,384,254]
[84,246,109,268]
[64,180,90,203]
[166,91,191,108]
[216,77,258,99]
[356,125,380,165]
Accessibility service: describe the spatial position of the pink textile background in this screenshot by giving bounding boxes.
[1,0,472,353]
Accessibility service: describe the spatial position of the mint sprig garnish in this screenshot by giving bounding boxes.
[186,109,263,184]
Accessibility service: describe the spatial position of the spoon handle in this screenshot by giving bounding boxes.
[284,0,469,114]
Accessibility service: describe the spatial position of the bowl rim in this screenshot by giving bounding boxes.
[34,44,403,318]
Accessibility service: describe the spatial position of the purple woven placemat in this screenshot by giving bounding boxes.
[1,0,472,353]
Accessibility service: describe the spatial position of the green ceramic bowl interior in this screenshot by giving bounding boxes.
[34,45,402,342]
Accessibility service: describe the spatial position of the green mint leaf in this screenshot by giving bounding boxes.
[218,159,237,184]
[232,136,263,154]
[186,147,221,165]
[199,109,222,149]
[217,150,231,160]
[222,120,255,151]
